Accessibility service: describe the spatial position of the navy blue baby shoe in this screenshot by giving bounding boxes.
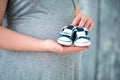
[57,25,91,46]
[57,25,76,46]
[74,28,91,46]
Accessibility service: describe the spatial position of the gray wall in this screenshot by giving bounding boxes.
[79,0,120,80]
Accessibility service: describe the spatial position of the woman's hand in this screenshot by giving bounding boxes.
[72,13,94,31]
[44,39,89,54]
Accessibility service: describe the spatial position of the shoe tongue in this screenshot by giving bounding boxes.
[76,28,88,31]
[63,29,72,35]
[67,25,74,29]
[76,28,84,31]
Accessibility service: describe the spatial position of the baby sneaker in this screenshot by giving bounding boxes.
[74,28,91,46]
[57,25,76,46]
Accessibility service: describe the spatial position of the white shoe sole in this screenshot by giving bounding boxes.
[74,41,91,46]
[57,39,72,46]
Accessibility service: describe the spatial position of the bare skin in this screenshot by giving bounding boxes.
[72,2,94,31]
[0,0,94,54]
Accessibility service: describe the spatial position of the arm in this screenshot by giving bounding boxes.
[0,0,89,53]
[74,1,80,17]
[0,0,48,51]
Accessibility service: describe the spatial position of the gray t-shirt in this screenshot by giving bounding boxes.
[0,0,82,80]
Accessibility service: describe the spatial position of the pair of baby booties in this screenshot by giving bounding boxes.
[57,25,91,46]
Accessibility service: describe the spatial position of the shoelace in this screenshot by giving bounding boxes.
[76,31,86,37]
[76,31,90,40]
[60,29,73,36]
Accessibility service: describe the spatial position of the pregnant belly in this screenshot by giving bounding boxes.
[7,16,73,40]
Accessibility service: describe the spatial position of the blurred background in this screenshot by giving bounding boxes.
[78,0,120,80]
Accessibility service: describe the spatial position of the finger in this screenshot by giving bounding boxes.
[71,15,81,26]
[64,46,89,53]
[84,19,92,29]
[78,16,87,28]
[61,46,89,54]
[88,23,94,31]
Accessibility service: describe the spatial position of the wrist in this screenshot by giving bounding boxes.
[43,39,51,52]
[31,39,47,52]
[37,40,48,52]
